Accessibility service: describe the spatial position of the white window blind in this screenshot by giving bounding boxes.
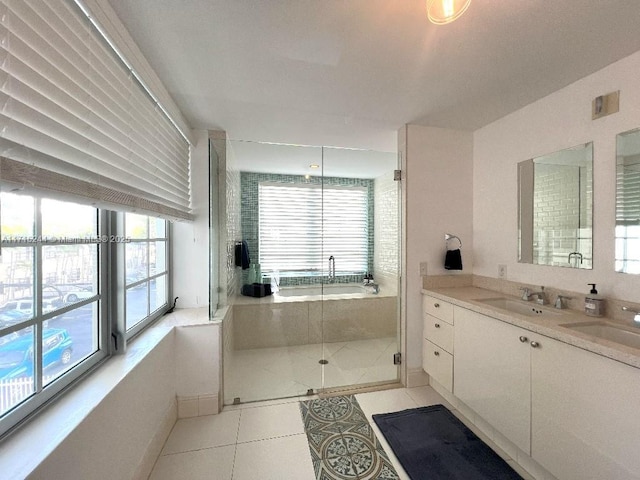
[258,183,368,276]
[616,162,640,226]
[615,158,640,273]
[0,0,192,220]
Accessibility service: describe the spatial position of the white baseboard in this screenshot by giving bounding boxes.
[406,367,430,388]
[133,397,177,480]
[177,394,220,418]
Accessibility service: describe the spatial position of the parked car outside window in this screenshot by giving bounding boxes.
[0,328,73,380]
[62,288,94,304]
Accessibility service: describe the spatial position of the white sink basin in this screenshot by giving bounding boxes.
[475,297,563,317]
[560,321,640,350]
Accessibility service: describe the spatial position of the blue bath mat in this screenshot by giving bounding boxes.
[373,404,522,480]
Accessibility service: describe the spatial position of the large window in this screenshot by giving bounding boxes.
[258,183,369,277]
[0,193,170,438]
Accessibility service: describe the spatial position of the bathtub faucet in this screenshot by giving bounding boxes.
[328,256,335,283]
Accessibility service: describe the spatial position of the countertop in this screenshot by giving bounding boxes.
[422,286,640,369]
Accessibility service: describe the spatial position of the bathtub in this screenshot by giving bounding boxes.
[233,281,396,349]
[276,283,368,297]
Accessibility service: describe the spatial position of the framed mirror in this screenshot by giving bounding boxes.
[615,128,640,274]
[518,143,593,269]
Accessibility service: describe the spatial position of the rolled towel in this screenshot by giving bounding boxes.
[444,249,462,270]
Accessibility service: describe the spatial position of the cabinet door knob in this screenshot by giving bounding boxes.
[435,323,441,328]
[434,351,440,356]
[519,336,528,343]
[434,303,440,308]
[530,341,540,348]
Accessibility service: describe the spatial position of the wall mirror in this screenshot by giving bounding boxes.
[518,143,593,269]
[615,128,640,274]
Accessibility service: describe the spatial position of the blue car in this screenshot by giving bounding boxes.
[0,328,73,380]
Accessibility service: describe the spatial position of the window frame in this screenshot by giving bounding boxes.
[0,193,172,439]
[120,212,172,340]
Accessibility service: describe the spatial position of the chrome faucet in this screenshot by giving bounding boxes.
[328,256,335,283]
[520,286,546,304]
[554,294,572,309]
[530,287,547,305]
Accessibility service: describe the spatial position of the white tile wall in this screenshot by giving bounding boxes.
[374,170,400,293]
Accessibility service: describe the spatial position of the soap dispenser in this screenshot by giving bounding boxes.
[585,283,605,317]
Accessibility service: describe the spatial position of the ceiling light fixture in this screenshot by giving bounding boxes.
[309,164,320,169]
[427,0,471,25]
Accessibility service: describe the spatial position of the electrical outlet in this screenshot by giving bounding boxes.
[419,262,428,276]
[498,264,507,278]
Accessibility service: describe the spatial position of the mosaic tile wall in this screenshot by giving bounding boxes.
[240,172,374,286]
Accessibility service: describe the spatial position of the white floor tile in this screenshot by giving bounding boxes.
[359,363,398,385]
[327,343,385,369]
[321,363,366,388]
[225,338,401,404]
[321,341,349,355]
[237,402,305,443]
[405,385,451,408]
[150,387,534,480]
[355,388,419,419]
[149,445,235,480]
[161,411,241,455]
[225,365,306,403]
[232,434,315,480]
[286,342,323,359]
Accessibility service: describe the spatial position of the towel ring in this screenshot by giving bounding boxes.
[445,233,462,250]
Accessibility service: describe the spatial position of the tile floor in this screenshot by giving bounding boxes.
[149,386,536,480]
[224,337,398,404]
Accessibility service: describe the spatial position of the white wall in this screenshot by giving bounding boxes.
[474,49,640,302]
[175,324,220,398]
[403,125,474,370]
[173,129,210,308]
[28,333,176,480]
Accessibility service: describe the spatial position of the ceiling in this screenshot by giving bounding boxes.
[109,1,640,153]
[226,140,396,178]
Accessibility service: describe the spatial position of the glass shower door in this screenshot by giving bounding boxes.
[319,147,400,391]
[222,140,324,404]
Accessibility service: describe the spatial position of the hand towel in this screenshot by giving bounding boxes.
[444,249,463,270]
[234,240,251,269]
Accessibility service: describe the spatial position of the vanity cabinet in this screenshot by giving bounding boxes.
[422,295,454,392]
[454,307,532,453]
[531,337,640,480]
[454,305,640,479]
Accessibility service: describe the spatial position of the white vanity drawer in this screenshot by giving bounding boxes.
[423,295,454,324]
[424,315,454,354]
[422,339,453,392]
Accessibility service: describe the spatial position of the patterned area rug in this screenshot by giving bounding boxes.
[299,395,400,480]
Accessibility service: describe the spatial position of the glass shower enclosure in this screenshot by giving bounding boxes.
[220,140,401,404]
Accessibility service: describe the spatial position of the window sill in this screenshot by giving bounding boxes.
[0,306,214,479]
